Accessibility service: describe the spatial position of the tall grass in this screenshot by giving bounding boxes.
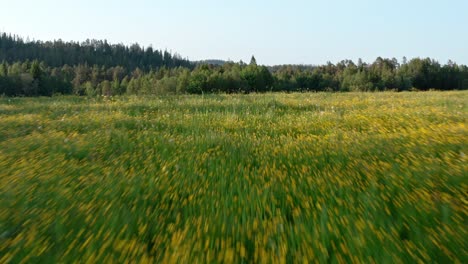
[0,92,466,263]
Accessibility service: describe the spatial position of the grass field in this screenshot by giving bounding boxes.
[0,92,467,263]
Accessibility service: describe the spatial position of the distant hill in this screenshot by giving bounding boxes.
[0,32,193,70]
[196,59,228,66]
[268,64,317,72]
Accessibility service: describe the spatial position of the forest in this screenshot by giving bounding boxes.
[1,32,467,96]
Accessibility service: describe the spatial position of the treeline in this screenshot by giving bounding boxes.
[1,33,467,96]
[1,56,467,97]
[0,33,192,70]
[273,58,468,92]
[0,57,273,96]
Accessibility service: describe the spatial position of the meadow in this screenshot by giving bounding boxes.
[0,91,466,263]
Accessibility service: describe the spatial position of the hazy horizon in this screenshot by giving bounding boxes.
[1,0,467,65]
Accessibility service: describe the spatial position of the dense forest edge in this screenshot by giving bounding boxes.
[1,32,467,96]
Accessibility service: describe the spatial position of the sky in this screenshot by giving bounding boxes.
[1,0,467,65]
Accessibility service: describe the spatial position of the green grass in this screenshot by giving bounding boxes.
[0,92,467,263]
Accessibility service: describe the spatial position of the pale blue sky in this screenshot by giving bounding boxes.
[1,0,467,65]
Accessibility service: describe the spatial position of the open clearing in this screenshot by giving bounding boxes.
[0,92,467,263]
